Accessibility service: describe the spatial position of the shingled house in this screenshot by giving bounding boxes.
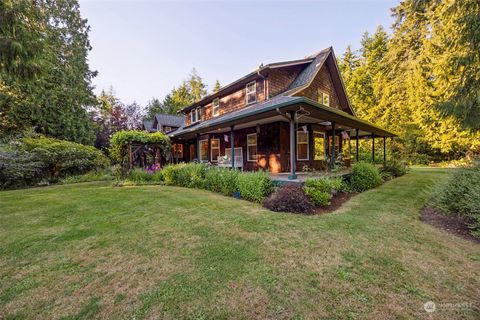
[167,47,395,179]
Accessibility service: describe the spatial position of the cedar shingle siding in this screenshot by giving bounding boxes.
[293,64,341,109]
[268,65,305,98]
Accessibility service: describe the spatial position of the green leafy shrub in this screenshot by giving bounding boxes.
[263,184,314,214]
[433,161,480,237]
[236,171,274,203]
[303,177,348,206]
[0,136,109,189]
[381,159,407,177]
[350,161,382,192]
[162,163,208,188]
[204,167,239,196]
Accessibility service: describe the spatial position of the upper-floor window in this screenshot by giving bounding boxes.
[190,107,201,123]
[212,98,220,117]
[246,81,256,105]
[164,126,172,132]
[318,90,330,107]
[190,109,196,123]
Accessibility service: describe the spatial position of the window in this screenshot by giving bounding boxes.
[199,139,208,161]
[164,126,172,132]
[210,139,220,162]
[173,143,183,158]
[247,133,257,162]
[190,107,202,123]
[246,81,256,104]
[297,130,309,161]
[318,90,330,107]
[313,131,325,160]
[190,110,196,123]
[212,98,220,117]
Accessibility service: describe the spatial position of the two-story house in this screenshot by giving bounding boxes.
[169,47,395,179]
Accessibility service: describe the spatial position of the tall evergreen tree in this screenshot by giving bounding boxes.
[145,98,163,119]
[213,79,221,93]
[0,0,96,144]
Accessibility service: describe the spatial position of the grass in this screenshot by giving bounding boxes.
[0,168,478,319]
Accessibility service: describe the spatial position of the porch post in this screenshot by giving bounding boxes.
[288,111,297,180]
[383,137,386,164]
[372,133,375,163]
[330,122,336,168]
[196,133,200,162]
[355,128,359,162]
[230,125,235,169]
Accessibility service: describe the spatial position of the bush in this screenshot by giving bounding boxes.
[381,159,407,177]
[303,177,347,206]
[204,167,239,196]
[350,161,382,192]
[0,136,109,189]
[162,163,208,188]
[433,161,480,237]
[236,171,274,203]
[263,184,314,214]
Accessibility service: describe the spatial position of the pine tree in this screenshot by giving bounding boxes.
[213,80,221,93]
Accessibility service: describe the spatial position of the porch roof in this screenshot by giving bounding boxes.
[170,95,397,139]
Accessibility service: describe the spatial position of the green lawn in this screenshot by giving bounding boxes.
[0,168,478,319]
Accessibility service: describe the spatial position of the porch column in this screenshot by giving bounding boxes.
[330,122,336,168]
[383,137,386,164]
[288,111,297,180]
[230,125,235,169]
[372,133,375,163]
[355,128,359,162]
[196,133,200,162]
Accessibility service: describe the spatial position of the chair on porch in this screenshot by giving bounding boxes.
[218,147,243,169]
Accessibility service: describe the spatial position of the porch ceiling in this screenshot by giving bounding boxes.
[170,96,396,140]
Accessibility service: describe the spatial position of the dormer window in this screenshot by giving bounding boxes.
[190,107,201,123]
[212,98,220,117]
[190,109,197,123]
[318,90,330,107]
[246,81,256,104]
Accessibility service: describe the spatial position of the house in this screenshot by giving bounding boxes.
[169,47,395,179]
[151,114,184,133]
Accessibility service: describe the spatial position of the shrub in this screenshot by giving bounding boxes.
[0,136,109,189]
[204,167,239,196]
[381,159,407,177]
[264,184,314,214]
[303,177,347,206]
[237,171,274,203]
[350,161,382,192]
[433,161,480,237]
[162,163,208,188]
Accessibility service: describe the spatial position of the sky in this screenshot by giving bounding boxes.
[78,0,399,107]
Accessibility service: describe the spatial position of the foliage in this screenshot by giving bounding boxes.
[212,80,221,93]
[303,177,346,206]
[145,98,164,119]
[350,161,382,192]
[433,161,480,237]
[381,159,408,178]
[158,68,208,115]
[60,168,115,184]
[263,184,314,214]
[204,167,239,196]
[339,1,480,161]
[0,135,109,189]
[0,0,97,144]
[160,163,273,203]
[236,171,274,203]
[125,168,163,185]
[109,130,170,170]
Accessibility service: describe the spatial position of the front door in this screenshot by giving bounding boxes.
[189,144,195,161]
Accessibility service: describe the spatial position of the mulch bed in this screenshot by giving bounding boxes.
[314,192,358,214]
[421,207,479,243]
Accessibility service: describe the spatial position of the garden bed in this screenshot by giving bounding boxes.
[314,192,358,214]
[421,207,479,243]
